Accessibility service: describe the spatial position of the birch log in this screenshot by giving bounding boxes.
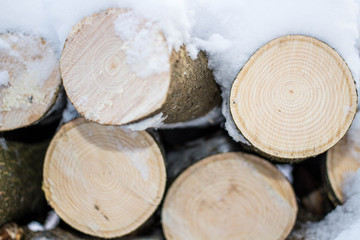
[60,8,221,127]
[162,152,297,240]
[42,118,166,238]
[0,32,62,131]
[229,35,357,161]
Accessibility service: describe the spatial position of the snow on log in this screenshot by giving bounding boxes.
[60,8,221,128]
[162,152,297,240]
[42,118,166,238]
[323,113,360,206]
[0,138,48,225]
[229,35,357,161]
[0,32,62,131]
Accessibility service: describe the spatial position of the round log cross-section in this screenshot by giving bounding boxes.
[230,35,357,160]
[60,8,220,126]
[43,118,166,238]
[162,152,297,240]
[0,33,61,131]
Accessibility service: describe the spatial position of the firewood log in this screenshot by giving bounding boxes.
[42,118,166,238]
[162,152,297,240]
[0,32,63,131]
[60,8,221,128]
[229,35,357,161]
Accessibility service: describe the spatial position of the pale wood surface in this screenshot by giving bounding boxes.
[162,152,297,240]
[60,8,220,126]
[43,118,166,238]
[61,9,171,125]
[326,125,360,204]
[230,35,357,160]
[0,33,61,131]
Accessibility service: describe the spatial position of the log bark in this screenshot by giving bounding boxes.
[60,8,221,127]
[0,32,63,131]
[229,35,357,161]
[162,152,297,240]
[323,117,360,206]
[0,223,164,240]
[42,118,166,238]
[0,138,49,225]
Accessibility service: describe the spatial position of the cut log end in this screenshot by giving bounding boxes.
[325,125,360,205]
[43,118,166,238]
[0,32,61,131]
[61,8,220,127]
[230,35,357,160]
[61,8,171,125]
[162,152,297,240]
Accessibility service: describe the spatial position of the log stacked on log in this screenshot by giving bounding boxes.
[162,152,297,240]
[230,35,357,160]
[42,118,166,238]
[60,8,221,127]
[1,7,360,240]
[0,33,62,131]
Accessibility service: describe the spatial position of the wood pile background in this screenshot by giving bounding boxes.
[0,7,359,240]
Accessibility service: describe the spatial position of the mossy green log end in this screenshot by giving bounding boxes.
[0,139,49,224]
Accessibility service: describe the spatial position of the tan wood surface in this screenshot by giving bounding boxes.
[60,8,220,126]
[43,118,166,238]
[162,152,297,240]
[0,33,61,131]
[230,35,357,160]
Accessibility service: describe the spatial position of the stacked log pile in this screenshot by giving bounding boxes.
[0,7,359,240]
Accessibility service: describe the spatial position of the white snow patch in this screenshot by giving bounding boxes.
[292,169,360,240]
[162,107,223,129]
[0,71,9,87]
[44,211,60,230]
[276,164,294,183]
[114,11,170,78]
[0,33,58,111]
[0,138,8,150]
[0,38,11,50]
[27,221,44,232]
[123,113,165,131]
[61,98,79,124]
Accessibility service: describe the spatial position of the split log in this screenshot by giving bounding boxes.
[229,35,357,161]
[0,32,63,131]
[162,152,297,240]
[60,8,221,127]
[0,138,49,225]
[323,115,360,206]
[43,118,166,238]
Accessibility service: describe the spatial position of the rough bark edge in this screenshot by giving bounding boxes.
[126,46,222,126]
[321,154,342,206]
[0,140,49,225]
[228,34,358,162]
